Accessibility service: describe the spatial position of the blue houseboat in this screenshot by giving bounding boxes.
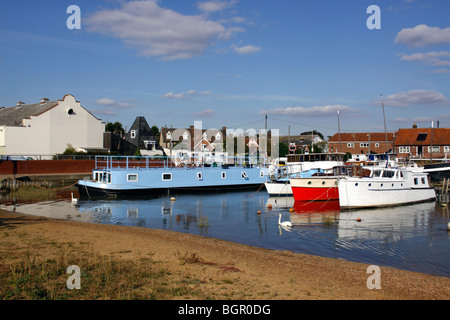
[77,156,269,198]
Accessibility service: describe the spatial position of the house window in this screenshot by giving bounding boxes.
[428,146,440,153]
[416,133,428,141]
[162,173,172,181]
[444,146,450,153]
[216,133,222,140]
[360,143,369,147]
[347,143,354,147]
[131,130,137,139]
[399,146,410,153]
[144,140,155,150]
[127,174,138,182]
[166,132,172,139]
[375,143,379,147]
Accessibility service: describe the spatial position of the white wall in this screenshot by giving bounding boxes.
[2,94,104,157]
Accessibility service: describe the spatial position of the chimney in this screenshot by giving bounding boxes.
[16,101,25,106]
[40,97,49,104]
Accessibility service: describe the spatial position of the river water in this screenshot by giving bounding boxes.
[1,190,449,278]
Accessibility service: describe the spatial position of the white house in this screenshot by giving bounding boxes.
[0,94,105,158]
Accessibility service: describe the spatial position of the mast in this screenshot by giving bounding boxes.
[381,94,389,154]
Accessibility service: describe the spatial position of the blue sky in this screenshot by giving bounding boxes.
[1,0,449,138]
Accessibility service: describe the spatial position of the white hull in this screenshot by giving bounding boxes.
[265,181,292,195]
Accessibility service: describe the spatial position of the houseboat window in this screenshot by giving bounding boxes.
[260,171,264,178]
[421,178,426,184]
[355,183,358,186]
[197,172,203,180]
[373,170,382,177]
[242,172,248,179]
[368,183,372,187]
[99,173,103,182]
[106,173,111,183]
[221,172,226,179]
[162,173,172,181]
[414,178,419,185]
[322,181,326,185]
[127,174,138,182]
[94,172,99,181]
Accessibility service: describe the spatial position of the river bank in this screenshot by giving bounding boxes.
[0,209,449,300]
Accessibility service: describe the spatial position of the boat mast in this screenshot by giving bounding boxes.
[381,94,389,154]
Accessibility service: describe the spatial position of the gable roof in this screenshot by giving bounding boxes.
[394,128,450,146]
[0,100,58,126]
[328,132,395,142]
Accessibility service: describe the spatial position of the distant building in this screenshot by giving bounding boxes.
[0,94,105,158]
[393,127,450,160]
[328,132,395,155]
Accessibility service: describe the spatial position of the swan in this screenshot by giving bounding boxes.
[278,213,292,227]
[71,193,79,205]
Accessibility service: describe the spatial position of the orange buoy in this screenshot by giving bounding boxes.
[289,208,294,213]
[268,204,272,209]
[356,218,362,222]
[257,211,261,215]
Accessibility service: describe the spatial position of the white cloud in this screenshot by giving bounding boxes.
[395,25,450,48]
[260,105,355,117]
[85,0,227,60]
[432,68,450,74]
[193,109,215,117]
[197,0,238,13]
[380,89,449,107]
[96,98,135,108]
[232,44,261,54]
[400,51,450,66]
[163,89,212,99]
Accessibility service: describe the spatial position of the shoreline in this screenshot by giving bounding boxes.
[0,208,449,300]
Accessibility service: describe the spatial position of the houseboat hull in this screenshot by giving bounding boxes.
[77,165,268,198]
[290,177,339,201]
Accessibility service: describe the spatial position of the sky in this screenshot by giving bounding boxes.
[1,0,449,138]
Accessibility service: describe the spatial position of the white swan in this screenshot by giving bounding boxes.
[278,213,292,227]
[71,193,79,205]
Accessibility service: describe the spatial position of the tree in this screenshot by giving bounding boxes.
[150,125,159,137]
[105,121,125,135]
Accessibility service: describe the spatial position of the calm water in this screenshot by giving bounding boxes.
[2,191,449,278]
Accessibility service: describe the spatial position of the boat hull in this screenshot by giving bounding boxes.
[264,181,292,196]
[290,177,339,201]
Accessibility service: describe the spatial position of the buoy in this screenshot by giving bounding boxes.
[356,218,362,222]
[268,204,272,209]
[170,197,176,201]
[257,211,261,215]
[289,208,294,213]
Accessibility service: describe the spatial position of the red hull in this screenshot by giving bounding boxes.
[291,186,339,201]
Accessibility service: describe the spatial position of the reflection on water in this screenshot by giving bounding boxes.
[1,191,449,278]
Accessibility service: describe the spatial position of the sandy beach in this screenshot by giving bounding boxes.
[0,208,449,300]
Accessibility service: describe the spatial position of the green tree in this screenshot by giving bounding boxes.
[106,122,125,135]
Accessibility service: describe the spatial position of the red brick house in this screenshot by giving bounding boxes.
[328,132,395,155]
[393,128,450,160]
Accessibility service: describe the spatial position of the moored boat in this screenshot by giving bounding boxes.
[338,165,436,209]
[77,155,268,198]
[265,153,344,196]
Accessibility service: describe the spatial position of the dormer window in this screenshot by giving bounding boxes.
[131,130,137,139]
[182,131,189,140]
[166,131,172,139]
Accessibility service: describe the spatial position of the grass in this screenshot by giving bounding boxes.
[0,246,200,300]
